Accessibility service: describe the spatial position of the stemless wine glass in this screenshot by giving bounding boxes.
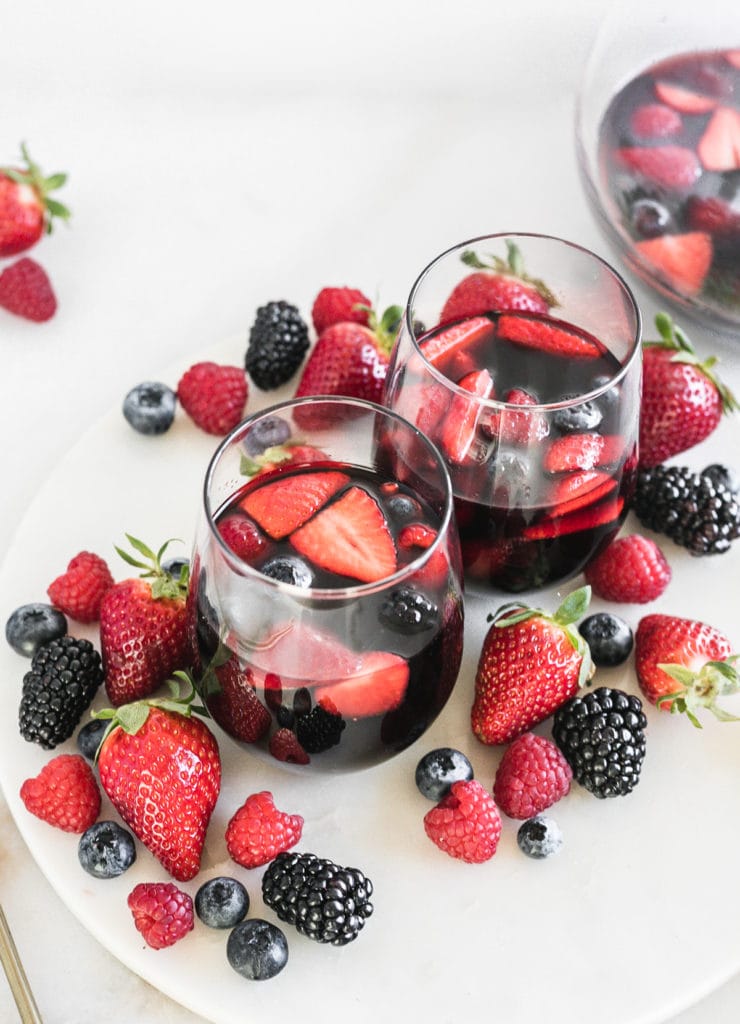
[383,232,641,593]
[187,396,464,772]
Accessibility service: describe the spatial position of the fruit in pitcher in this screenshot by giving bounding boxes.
[492,732,572,820]
[439,242,555,321]
[311,285,371,334]
[47,550,114,623]
[241,469,349,539]
[245,300,310,389]
[584,534,671,603]
[19,636,104,749]
[0,257,57,321]
[225,790,303,869]
[634,613,737,724]
[634,232,713,296]
[639,313,738,467]
[615,146,701,190]
[127,882,194,950]
[471,587,593,746]
[95,677,221,881]
[177,361,248,435]
[423,779,502,863]
[100,536,189,705]
[20,753,101,832]
[0,143,70,257]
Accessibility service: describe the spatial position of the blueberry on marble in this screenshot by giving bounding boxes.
[122,381,177,435]
[261,554,313,588]
[242,415,292,456]
[78,821,136,878]
[579,612,633,667]
[517,815,563,859]
[5,603,67,657]
[76,718,109,761]
[415,747,474,801]
[195,876,250,929]
[227,919,289,980]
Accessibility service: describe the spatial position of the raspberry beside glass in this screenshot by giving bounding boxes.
[383,233,641,592]
[188,397,464,772]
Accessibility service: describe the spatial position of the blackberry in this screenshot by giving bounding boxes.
[633,463,740,555]
[295,701,346,753]
[262,851,374,946]
[552,686,647,799]
[245,300,309,390]
[379,586,439,634]
[19,636,104,750]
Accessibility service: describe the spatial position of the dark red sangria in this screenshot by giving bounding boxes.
[384,234,641,592]
[188,397,464,772]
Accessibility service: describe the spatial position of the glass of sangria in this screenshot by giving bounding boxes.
[383,232,641,593]
[576,0,740,331]
[187,396,464,772]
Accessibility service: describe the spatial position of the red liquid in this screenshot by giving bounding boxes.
[394,311,637,591]
[596,48,740,320]
[188,461,464,771]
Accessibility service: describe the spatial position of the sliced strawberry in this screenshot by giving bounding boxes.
[630,103,682,139]
[438,368,493,464]
[496,314,603,359]
[635,231,713,296]
[615,145,701,190]
[547,470,617,517]
[543,433,624,474]
[727,51,740,71]
[397,522,449,587]
[685,196,740,238]
[240,470,349,539]
[290,486,396,583]
[413,382,452,442]
[654,80,718,114]
[697,107,740,172]
[523,496,624,540]
[419,316,494,365]
[481,388,548,445]
[314,650,409,718]
[252,622,360,684]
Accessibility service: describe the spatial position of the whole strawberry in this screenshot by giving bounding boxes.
[177,361,248,435]
[47,550,114,623]
[20,753,100,833]
[293,303,402,427]
[0,143,70,257]
[472,586,593,745]
[423,779,502,863]
[128,882,194,949]
[225,790,303,869]
[439,241,556,322]
[0,258,57,322]
[639,313,738,468]
[634,613,738,725]
[96,676,221,881]
[311,286,371,335]
[100,536,190,706]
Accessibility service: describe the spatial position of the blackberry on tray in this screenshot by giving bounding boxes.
[19,636,104,749]
[245,300,310,390]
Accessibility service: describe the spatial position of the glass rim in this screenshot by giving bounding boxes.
[404,230,643,411]
[202,394,458,599]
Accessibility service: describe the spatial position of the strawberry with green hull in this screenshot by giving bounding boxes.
[0,143,70,257]
[95,675,221,881]
[471,586,593,745]
[634,613,739,726]
[100,536,190,706]
[639,313,738,468]
[439,242,556,322]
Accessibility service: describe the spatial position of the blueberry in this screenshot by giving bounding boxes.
[227,919,288,980]
[703,463,740,496]
[517,815,563,859]
[379,586,439,634]
[261,555,313,588]
[592,374,621,411]
[579,612,634,667]
[122,382,177,435]
[630,198,671,239]
[242,415,292,456]
[415,747,474,801]
[77,718,108,761]
[5,603,67,657]
[162,556,190,582]
[386,494,422,523]
[195,876,250,929]
[552,398,603,434]
[78,821,137,878]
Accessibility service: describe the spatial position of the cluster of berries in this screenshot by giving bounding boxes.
[0,143,69,322]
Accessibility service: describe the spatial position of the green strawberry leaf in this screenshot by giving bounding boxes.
[115,702,151,734]
[554,585,591,626]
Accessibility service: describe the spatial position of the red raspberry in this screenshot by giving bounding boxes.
[225,790,304,868]
[423,779,502,864]
[20,754,101,833]
[127,882,194,949]
[177,361,248,435]
[47,550,114,623]
[0,258,57,322]
[584,534,671,604]
[311,286,371,335]
[218,514,267,561]
[269,727,310,765]
[492,732,572,820]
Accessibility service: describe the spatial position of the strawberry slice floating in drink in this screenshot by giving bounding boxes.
[543,433,625,474]
[240,470,349,539]
[496,313,604,359]
[438,367,493,464]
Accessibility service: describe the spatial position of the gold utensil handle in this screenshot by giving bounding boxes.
[0,904,43,1024]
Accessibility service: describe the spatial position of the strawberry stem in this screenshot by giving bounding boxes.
[0,142,71,232]
[114,534,189,600]
[460,241,559,307]
[655,655,740,727]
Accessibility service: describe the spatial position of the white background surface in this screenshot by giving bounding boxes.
[1,1,739,1022]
